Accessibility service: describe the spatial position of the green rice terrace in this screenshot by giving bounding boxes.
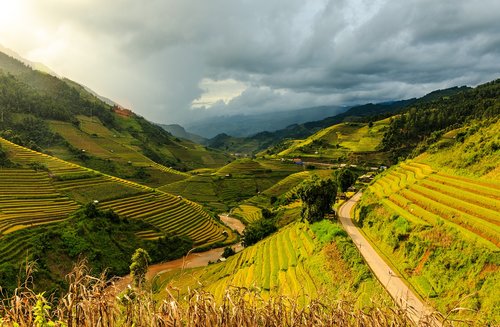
[0,137,234,266]
[356,158,499,321]
[159,221,388,306]
[159,158,304,211]
[275,118,390,162]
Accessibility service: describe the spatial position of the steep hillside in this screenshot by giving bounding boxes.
[160,221,388,307]
[0,137,234,265]
[355,118,500,323]
[0,50,231,187]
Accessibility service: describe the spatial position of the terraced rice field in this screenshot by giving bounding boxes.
[99,192,227,245]
[0,169,79,235]
[279,118,390,157]
[232,204,262,223]
[163,223,318,303]
[261,171,310,197]
[0,137,231,247]
[369,161,500,249]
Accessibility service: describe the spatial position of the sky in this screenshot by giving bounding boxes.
[0,0,499,125]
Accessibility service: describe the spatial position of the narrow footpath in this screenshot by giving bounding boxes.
[338,192,439,326]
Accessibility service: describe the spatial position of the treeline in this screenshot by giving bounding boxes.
[381,79,500,160]
[0,73,115,126]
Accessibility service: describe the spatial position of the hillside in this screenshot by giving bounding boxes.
[158,123,207,144]
[355,118,500,323]
[0,50,231,187]
[159,221,389,306]
[0,137,234,273]
[207,87,469,155]
[270,117,391,165]
[159,158,304,211]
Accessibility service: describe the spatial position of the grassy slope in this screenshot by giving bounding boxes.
[355,119,500,324]
[159,220,389,307]
[45,114,230,188]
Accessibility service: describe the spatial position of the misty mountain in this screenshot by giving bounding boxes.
[159,124,207,144]
[184,105,346,138]
[207,85,471,154]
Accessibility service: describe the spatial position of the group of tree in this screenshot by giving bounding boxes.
[0,203,192,294]
[381,79,500,161]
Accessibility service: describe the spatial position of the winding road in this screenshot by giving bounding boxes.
[338,192,439,326]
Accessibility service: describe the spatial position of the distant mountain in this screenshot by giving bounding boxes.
[159,123,207,144]
[185,105,346,138]
[207,86,473,155]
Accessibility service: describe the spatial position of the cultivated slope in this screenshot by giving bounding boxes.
[355,119,499,323]
[0,137,232,266]
[275,118,390,163]
[160,221,388,307]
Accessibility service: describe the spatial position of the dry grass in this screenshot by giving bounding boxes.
[0,260,460,327]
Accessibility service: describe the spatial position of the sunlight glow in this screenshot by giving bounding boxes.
[192,78,247,108]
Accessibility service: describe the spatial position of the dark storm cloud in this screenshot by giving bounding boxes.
[28,0,500,123]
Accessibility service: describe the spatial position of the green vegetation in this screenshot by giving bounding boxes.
[160,221,387,307]
[0,204,192,294]
[159,159,303,211]
[297,176,337,223]
[336,167,357,192]
[277,118,390,163]
[381,79,499,161]
[130,248,152,288]
[242,216,277,247]
[357,152,499,323]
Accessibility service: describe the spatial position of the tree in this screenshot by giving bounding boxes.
[242,219,277,247]
[130,248,151,288]
[222,246,236,258]
[297,176,337,223]
[337,168,356,192]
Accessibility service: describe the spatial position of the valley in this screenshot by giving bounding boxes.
[0,45,498,326]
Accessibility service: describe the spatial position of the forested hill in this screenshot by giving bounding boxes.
[381,79,500,160]
[0,50,230,175]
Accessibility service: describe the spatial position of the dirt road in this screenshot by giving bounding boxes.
[219,214,246,234]
[338,192,439,326]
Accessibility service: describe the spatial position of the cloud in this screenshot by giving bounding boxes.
[0,0,499,124]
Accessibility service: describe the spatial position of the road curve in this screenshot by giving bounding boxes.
[338,192,439,326]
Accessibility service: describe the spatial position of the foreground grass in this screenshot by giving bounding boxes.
[0,260,446,327]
